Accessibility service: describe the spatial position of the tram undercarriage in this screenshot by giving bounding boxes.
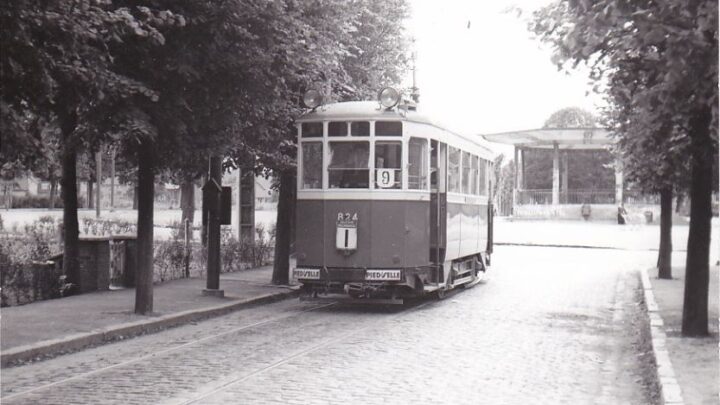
[298,253,489,305]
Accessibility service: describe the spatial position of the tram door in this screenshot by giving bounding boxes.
[430,140,447,282]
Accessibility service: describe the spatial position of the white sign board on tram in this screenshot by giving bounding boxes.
[376,169,395,188]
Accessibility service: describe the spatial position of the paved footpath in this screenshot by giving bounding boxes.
[1,266,298,365]
[1,245,659,405]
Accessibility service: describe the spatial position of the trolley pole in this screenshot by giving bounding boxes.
[203,155,224,297]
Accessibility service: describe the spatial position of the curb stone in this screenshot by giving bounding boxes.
[639,267,684,405]
[1,287,300,367]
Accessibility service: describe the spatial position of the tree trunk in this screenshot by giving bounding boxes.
[657,188,672,279]
[3,183,9,209]
[180,179,195,240]
[133,185,138,210]
[682,108,712,337]
[200,174,208,246]
[60,135,80,294]
[95,151,102,218]
[87,180,93,209]
[49,178,57,209]
[272,170,294,285]
[135,144,155,315]
[675,193,684,213]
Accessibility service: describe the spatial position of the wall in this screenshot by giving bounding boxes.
[513,203,660,222]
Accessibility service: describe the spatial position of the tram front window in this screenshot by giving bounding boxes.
[375,141,402,189]
[328,142,369,188]
[301,142,323,189]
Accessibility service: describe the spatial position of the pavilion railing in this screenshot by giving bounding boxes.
[516,189,552,205]
[516,189,616,205]
[623,190,660,205]
[564,190,616,204]
[517,189,665,205]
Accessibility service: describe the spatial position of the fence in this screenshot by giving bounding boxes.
[623,190,660,205]
[516,189,634,205]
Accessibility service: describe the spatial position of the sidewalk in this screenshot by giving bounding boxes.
[0,266,299,366]
[646,265,719,405]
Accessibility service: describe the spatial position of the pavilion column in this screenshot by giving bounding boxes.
[615,157,624,205]
[561,151,569,203]
[513,147,519,207]
[519,147,525,189]
[552,142,560,205]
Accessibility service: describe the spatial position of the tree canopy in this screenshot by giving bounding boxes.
[530,0,717,194]
[543,106,597,128]
[1,0,411,309]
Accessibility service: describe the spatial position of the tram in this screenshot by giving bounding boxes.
[293,88,494,303]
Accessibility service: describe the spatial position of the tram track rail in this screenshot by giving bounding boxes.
[1,302,337,402]
[176,298,436,405]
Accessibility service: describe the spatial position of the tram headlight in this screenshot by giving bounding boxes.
[378,87,401,108]
[302,89,323,109]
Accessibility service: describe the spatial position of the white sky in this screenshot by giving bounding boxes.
[405,0,606,141]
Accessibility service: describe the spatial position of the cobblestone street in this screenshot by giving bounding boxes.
[1,245,658,405]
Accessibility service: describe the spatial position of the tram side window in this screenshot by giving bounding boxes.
[478,159,487,196]
[301,142,323,189]
[448,147,461,193]
[375,121,402,136]
[301,122,323,137]
[351,121,370,136]
[375,141,402,189]
[328,121,348,136]
[328,142,369,189]
[471,155,479,195]
[408,138,428,190]
[462,151,472,194]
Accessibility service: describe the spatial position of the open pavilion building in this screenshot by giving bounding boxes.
[483,128,657,220]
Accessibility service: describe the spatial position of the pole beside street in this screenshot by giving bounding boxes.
[203,155,224,297]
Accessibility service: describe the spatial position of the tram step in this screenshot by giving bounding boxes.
[452,275,473,287]
[423,285,440,293]
[453,270,473,279]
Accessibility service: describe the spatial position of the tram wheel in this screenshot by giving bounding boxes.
[436,288,447,300]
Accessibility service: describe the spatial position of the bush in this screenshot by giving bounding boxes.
[0,234,67,307]
[11,194,84,209]
[153,239,188,282]
[220,225,274,271]
[152,225,275,282]
[24,216,60,260]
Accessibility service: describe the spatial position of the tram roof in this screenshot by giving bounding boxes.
[298,101,434,124]
[299,101,496,157]
[481,128,613,150]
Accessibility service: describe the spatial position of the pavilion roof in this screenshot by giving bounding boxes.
[481,128,613,150]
